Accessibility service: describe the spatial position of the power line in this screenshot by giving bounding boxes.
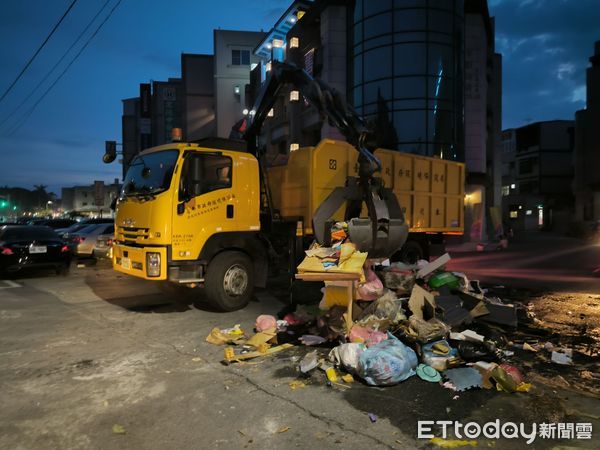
[0,0,79,105]
[0,0,112,132]
[5,0,125,137]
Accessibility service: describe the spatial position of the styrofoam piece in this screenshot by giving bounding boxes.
[417,253,451,278]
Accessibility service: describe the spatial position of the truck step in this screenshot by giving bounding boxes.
[176,279,204,284]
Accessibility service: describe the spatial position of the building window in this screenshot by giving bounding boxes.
[509,210,518,219]
[502,186,510,196]
[351,0,463,160]
[231,49,250,66]
[290,37,299,48]
[519,181,538,194]
[519,157,538,175]
[304,48,315,75]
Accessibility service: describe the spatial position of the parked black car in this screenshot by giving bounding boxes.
[27,218,76,229]
[0,225,71,275]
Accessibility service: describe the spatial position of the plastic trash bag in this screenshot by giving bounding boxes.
[357,333,418,386]
[356,267,384,300]
[366,330,388,347]
[364,291,407,323]
[348,325,371,343]
[329,343,366,373]
[255,314,277,332]
[300,350,319,373]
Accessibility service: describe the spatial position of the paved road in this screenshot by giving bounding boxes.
[0,262,598,449]
[447,232,600,293]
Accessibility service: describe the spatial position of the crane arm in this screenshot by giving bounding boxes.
[234,61,408,258]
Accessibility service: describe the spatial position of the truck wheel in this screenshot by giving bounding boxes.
[204,251,254,312]
[398,240,424,265]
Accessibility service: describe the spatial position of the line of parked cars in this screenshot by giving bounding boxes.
[0,218,115,277]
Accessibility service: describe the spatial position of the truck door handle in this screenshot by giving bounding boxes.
[227,204,234,218]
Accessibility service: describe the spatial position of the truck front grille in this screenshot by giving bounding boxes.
[117,226,150,244]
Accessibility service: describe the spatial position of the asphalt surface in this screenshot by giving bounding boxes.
[0,258,598,449]
[447,231,600,293]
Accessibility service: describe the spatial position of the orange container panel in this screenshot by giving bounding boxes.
[266,140,464,236]
[431,196,445,228]
[413,195,430,228]
[393,153,414,191]
[395,192,413,228]
[413,158,431,192]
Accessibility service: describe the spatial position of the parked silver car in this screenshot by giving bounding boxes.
[67,223,114,257]
[57,218,113,237]
[93,232,114,259]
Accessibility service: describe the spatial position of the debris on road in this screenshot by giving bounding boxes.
[211,224,600,396]
[551,348,573,365]
[206,325,246,345]
[288,380,306,390]
[429,437,478,448]
[112,424,126,434]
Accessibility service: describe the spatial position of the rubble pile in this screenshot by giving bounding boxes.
[207,222,591,394]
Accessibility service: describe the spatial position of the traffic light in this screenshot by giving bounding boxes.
[103,140,117,163]
[0,199,7,208]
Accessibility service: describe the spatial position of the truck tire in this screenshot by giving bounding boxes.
[398,240,424,265]
[204,251,254,312]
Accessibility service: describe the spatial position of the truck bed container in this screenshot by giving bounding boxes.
[266,139,464,235]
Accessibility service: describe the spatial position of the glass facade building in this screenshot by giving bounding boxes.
[351,0,464,161]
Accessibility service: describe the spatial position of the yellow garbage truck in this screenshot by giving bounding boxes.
[106,61,464,311]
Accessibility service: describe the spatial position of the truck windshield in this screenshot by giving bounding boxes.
[121,150,179,198]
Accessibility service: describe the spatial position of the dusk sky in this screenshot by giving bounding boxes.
[0,0,597,196]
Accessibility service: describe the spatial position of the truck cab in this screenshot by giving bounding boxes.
[112,140,267,311]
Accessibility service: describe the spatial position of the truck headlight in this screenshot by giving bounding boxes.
[146,252,161,277]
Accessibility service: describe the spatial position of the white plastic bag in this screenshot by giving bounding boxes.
[328,343,366,373]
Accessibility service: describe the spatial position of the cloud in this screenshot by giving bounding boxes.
[556,62,576,80]
[490,0,599,128]
[571,85,586,103]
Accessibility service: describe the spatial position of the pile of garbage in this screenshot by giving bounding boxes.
[206,223,581,393]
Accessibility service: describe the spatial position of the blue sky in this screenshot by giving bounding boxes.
[0,0,596,196]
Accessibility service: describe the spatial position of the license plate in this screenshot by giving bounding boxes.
[29,245,47,254]
[121,257,131,269]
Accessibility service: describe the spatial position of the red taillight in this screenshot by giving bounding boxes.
[1,246,13,255]
[73,236,85,243]
[61,245,69,253]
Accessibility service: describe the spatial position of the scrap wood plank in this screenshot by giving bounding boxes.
[295,273,360,281]
[223,343,294,364]
[295,272,358,331]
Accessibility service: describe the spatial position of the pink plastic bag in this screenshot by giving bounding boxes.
[349,325,371,343]
[357,267,384,300]
[366,330,388,347]
[255,314,277,332]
